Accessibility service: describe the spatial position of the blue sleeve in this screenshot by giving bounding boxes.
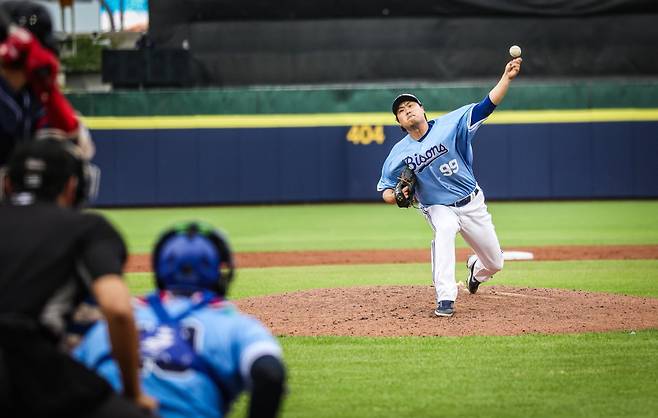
[470,95,496,127]
[377,163,398,191]
[452,104,479,165]
[230,316,282,383]
[73,321,123,391]
[377,145,404,191]
[73,322,109,365]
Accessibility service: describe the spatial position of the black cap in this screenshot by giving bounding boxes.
[7,139,80,202]
[1,1,58,54]
[391,93,422,115]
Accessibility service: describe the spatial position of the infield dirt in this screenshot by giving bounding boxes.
[235,285,658,337]
[126,245,658,271]
[126,245,658,336]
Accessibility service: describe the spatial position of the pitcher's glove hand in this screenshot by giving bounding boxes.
[394,166,416,208]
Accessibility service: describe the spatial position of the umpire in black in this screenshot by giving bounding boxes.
[0,139,157,417]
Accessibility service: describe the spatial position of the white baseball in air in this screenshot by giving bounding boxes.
[509,45,522,58]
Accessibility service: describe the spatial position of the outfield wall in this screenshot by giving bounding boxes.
[88,119,658,206]
[72,82,658,206]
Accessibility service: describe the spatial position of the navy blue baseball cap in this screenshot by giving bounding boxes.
[391,93,422,115]
[1,1,58,54]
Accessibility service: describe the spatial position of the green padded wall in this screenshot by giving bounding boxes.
[68,80,658,117]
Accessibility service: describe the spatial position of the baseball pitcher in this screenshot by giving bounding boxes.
[377,58,523,317]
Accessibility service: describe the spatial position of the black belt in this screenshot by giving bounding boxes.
[449,188,479,208]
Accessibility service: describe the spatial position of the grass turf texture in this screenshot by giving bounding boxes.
[227,331,658,418]
[96,200,658,252]
[126,258,658,418]
[112,201,658,418]
[127,261,658,417]
[127,259,658,299]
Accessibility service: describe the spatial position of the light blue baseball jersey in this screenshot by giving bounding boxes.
[74,291,282,418]
[377,103,487,206]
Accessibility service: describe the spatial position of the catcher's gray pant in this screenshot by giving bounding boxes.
[422,189,504,303]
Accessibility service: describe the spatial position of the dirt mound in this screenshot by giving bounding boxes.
[234,285,658,337]
[128,245,658,337]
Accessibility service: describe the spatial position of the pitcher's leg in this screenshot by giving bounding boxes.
[424,205,460,303]
[460,192,504,283]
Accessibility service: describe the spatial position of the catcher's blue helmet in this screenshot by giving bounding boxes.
[153,221,234,295]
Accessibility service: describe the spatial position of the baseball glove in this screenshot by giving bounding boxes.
[394,166,416,208]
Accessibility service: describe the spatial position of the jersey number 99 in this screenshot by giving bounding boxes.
[439,159,459,176]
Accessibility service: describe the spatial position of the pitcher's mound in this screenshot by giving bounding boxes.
[235,285,658,336]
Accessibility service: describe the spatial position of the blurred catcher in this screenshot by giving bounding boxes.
[75,221,287,418]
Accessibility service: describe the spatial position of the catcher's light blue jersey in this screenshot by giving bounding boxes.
[377,104,487,206]
[74,292,282,418]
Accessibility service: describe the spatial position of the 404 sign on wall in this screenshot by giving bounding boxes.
[346,125,385,145]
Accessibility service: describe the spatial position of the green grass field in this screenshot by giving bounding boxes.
[272,332,658,418]
[103,201,658,418]
[98,200,658,252]
[127,259,658,299]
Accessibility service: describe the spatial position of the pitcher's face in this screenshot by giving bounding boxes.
[396,101,425,130]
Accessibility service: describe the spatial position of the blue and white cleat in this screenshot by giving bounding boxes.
[434,300,455,317]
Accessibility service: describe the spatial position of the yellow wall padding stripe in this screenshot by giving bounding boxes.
[82,108,658,130]
[487,109,658,124]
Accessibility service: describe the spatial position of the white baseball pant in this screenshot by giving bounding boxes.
[421,189,504,303]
